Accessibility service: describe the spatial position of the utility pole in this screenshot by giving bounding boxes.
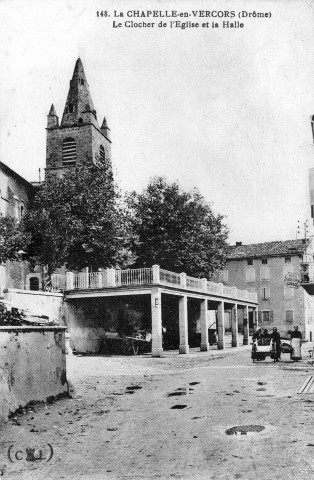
[297,220,309,255]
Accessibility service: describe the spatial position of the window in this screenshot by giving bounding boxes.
[262,259,268,265]
[78,118,83,124]
[261,311,270,322]
[80,79,85,85]
[247,259,253,266]
[283,265,293,279]
[62,138,76,165]
[218,270,228,283]
[246,267,255,282]
[261,287,270,300]
[285,310,294,323]
[285,257,291,263]
[284,286,294,299]
[99,145,105,161]
[20,202,25,219]
[260,266,270,281]
[68,103,74,113]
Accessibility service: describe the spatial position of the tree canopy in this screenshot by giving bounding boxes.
[126,176,229,278]
[22,160,129,274]
[0,214,31,264]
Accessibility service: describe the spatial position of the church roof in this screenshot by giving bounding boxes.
[61,58,99,128]
[227,239,308,260]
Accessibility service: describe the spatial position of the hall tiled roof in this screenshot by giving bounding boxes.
[227,239,307,260]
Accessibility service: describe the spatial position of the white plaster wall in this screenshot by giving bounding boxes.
[0,327,68,423]
[5,289,65,324]
[0,265,6,297]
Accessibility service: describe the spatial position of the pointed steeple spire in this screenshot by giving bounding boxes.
[47,103,59,128]
[61,58,99,128]
[101,116,110,140]
[49,104,57,116]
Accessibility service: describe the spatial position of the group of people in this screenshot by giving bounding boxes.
[252,325,302,362]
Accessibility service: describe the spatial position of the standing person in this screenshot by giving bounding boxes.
[270,327,281,361]
[252,328,262,341]
[289,326,302,362]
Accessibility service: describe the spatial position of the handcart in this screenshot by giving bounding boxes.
[251,337,278,363]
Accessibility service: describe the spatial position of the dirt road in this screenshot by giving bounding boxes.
[1,344,314,480]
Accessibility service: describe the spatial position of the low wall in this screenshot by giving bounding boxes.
[4,289,65,324]
[0,326,68,423]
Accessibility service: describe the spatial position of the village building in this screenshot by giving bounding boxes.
[0,161,35,296]
[213,239,314,341]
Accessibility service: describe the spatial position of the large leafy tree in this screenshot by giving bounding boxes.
[0,214,31,264]
[126,176,229,278]
[22,160,129,274]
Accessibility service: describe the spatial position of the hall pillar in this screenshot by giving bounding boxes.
[200,298,209,351]
[243,305,249,345]
[253,306,259,333]
[179,295,189,354]
[151,287,163,357]
[217,301,225,350]
[231,303,238,347]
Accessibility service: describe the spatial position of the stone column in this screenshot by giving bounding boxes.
[179,295,189,354]
[152,265,160,284]
[66,272,74,290]
[151,287,163,357]
[107,268,116,287]
[200,298,209,351]
[231,303,238,347]
[253,307,259,333]
[217,301,225,349]
[180,272,187,288]
[243,305,249,345]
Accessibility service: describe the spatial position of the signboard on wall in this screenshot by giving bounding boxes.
[284,272,301,289]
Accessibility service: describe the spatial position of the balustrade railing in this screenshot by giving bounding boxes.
[186,276,203,290]
[50,266,257,303]
[206,281,222,295]
[51,274,67,291]
[159,269,181,287]
[223,285,235,297]
[116,268,153,286]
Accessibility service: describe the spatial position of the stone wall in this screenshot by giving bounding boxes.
[0,326,68,423]
[5,289,65,324]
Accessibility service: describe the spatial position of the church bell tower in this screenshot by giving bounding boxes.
[46,58,111,177]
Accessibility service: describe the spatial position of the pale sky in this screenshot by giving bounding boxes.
[1,0,314,245]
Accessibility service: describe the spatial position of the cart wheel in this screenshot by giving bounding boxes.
[132,341,139,356]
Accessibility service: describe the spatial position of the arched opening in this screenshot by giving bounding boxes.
[29,277,40,291]
[62,137,76,165]
[99,145,105,162]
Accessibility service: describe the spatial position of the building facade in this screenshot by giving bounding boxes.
[0,161,35,296]
[213,239,314,341]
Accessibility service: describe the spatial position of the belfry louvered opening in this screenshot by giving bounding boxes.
[99,144,105,161]
[62,138,76,165]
